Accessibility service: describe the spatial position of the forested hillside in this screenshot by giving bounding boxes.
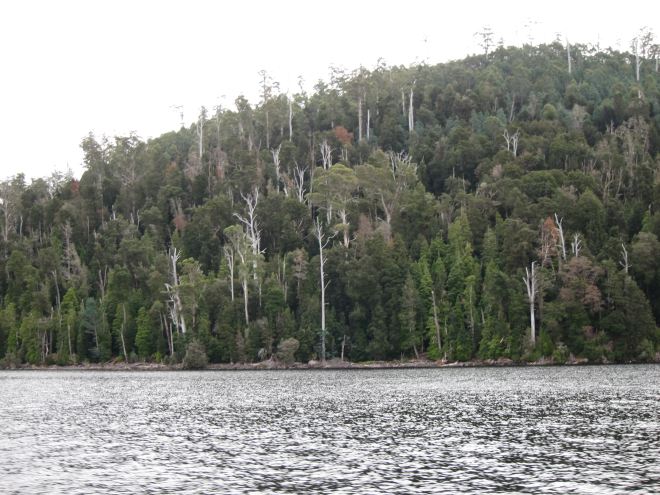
[1,39,659,367]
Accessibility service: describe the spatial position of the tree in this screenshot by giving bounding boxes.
[400,273,421,359]
[357,151,418,236]
[165,248,187,336]
[309,163,358,247]
[78,298,110,362]
[313,217,333,363]
[631,27,654,83]
[224,225,252,327]
[523,261,538,346]
[135,307,155,360]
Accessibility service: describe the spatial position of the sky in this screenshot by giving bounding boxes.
[0,0,654,181]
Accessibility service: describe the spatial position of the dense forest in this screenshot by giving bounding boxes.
[1,36,659,367]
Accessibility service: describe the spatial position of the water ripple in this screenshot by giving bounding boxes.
[0,366,658,493]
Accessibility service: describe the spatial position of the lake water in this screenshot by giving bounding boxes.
[0,366,658,494]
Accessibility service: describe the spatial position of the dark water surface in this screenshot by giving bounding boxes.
[0,366,658,494]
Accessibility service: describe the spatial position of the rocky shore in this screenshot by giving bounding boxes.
[2,354,632,371]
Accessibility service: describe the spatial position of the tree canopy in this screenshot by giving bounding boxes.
[1,39,659,366]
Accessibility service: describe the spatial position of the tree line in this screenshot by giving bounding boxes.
[0,35,658,366]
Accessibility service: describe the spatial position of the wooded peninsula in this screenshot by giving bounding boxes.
[1,37,659,369]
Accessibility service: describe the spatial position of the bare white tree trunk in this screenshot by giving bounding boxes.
[235,188,262,276]
[632,37,641,82]
[358,96,363,142]
[0,188,12,244]
[511,130,519,157]
[554,213,567,261]
[320,140,332,170]
[571,233,582,258]
[408,87,414,132]
[503,129,512,152]
[366,108,371,141]
[523,261,537,345]
[165,248,187,334]
[197,107,206,161]
[338,209,350,248]
[242,276,249,326]
[314,218,332,364]
[235,189,264,307]
[620,243,631,273]
[566,38,572,75]
[271,145,282,193]
[223,245,235,301]
[294,164,307,203]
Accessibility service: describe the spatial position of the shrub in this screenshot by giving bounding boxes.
[276,338,300,366]
[182,340,208,370]
[552,343,569,364]
[0,352,21,369]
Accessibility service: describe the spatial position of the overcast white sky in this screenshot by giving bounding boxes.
[0,0,654,181]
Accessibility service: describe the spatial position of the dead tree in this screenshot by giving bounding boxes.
[313,218,333,364]
[235,190,261,267]
[503,129,520,157]
[225,226,250,326]
[234,189,264,304]
[165,247,187,335]
[554,213,567,262]
[408,85,415,133]
[196,107,206,162]
[571,233,582,258]
[631,28,655,84]
[523,261,538,345]
[366,108,371,141]
[294,164,307,203]
[271,145,282,193]
[566,38,572,74]
[620,243,631,274]
[475,26,494,57]
[223,244,235,301]
[320,140,332,170]
[358,95,363,142]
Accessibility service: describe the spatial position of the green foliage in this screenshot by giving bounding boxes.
[0,41,658,366]
[182,339,208,370]
[276,337,300,366]
[135,307,155,360]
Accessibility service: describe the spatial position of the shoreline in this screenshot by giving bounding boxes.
[3,356,657,371]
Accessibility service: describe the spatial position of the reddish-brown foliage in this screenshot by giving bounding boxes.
[173,213,187,232]
[333,126,353,146]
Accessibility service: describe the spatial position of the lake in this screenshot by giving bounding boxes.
[0,366,658,494]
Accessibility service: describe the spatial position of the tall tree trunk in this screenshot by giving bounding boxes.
[523,261,537,345]
[408,88,414,132]
[431,290,442,352]
[366,108,371,141]
[358,96,363,142]
[242,277,249,326]
[314,218,331,364]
